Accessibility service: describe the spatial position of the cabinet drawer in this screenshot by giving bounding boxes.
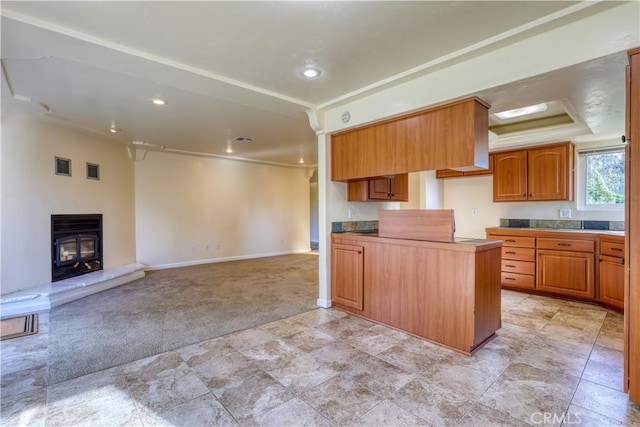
[501,272,535,289]
[497,236,536,248]
[502,247,535,262]
[600,240,625,257]
[501,259,535,275]
[537,237,594,253]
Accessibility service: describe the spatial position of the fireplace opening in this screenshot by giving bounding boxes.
[51,214,103,282]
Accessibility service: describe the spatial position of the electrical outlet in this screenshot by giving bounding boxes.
[559,208,572,218]
[190,245,196,252]
[348,208,355,219]
[205,244,209,251]
[471,208,479,217]
[216,243,221,250]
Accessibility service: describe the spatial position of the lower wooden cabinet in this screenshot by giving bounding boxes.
[537,249,595,298]
[332,233,502,354]
[331,243,364,310]
[487,233,535,290]
[487,228,622,310]
[599,237,626,310]
[599,255,625,310]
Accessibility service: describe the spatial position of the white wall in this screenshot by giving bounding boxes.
[1,112,136,294]
[134,150,310,268]
[310,178,319,244]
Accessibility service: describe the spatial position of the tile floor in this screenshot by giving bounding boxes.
[2,290,640,426]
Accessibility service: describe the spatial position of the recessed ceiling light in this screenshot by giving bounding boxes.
[495,103,548,120]
[151,98,166,106]
[109,121,120,133]
[299,65,321,79]
[298,156,305,164]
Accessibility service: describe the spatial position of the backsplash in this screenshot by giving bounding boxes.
[499,218,624,231]
[332,220,378,233]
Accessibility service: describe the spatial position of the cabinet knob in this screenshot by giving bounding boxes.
[622,258,625,265]
[622,135,629,143]
[523,193,526,197]
[529,193,533,197]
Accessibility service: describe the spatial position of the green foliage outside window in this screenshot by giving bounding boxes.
[585,151,625,205]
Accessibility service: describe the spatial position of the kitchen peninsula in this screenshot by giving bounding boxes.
[331,211,502,355]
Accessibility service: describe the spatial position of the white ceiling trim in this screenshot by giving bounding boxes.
[316,1,601,111]
[128,145,317,169]
[0,9,315,111]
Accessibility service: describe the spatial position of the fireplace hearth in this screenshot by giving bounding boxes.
[51,214,103,282]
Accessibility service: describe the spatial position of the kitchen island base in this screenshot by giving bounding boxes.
[331,233,502,355]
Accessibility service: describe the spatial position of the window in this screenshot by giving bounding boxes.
[577,147,625,210]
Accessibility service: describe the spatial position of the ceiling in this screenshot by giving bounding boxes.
[0,1,635,166]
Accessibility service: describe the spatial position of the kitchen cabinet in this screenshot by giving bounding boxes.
[436,154,494,179]
[332,97,490,181]
[493,142,574,202]
[348,174,409,201]
[487,227,624,307]
[332,232,501,354]
[599,237,625,310]
[537,237,595,299]
[486,233,536,290]
[331,243,364,310]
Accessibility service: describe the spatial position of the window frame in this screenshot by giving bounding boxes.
[576,146,625,211]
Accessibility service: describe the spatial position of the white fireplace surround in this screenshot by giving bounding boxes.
[0,263,145,318]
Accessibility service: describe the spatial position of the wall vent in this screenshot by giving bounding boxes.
[233,136,254,143]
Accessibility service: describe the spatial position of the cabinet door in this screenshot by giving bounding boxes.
[599,255,625,310]
[331,243,364,310]
[493,150,527,201]
[537,250,595,298]
[368,177,391,200]
[389,174,409,201]
[528,144,572,201]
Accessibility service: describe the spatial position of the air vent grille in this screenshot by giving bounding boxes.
[233,136,254,143]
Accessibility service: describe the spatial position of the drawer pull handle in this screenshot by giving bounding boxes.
[622,258,625,265]
[612,247,623,252]
[558,243,572,247]
[505,264,516,268]
[505,251,516,255]
[505,277,516,281]
[505,239,516,243]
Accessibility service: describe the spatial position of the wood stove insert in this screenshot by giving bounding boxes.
[51,214,103,281]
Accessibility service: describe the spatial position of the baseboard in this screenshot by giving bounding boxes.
[146,249,314,271]
[316,298,332,308]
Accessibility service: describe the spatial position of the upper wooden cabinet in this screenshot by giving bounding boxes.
[348,174,409,202]
[436,154,494,179]
[331,97,490,181]
[493,142,574,202]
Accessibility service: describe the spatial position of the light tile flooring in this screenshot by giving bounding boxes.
[2,290,640,426]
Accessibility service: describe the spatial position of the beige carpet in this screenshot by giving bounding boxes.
[48,253,319,384]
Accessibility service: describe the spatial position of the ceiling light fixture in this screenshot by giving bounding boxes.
[299,65,321,79]
[109,120,120,133]
[151,98,166,106]
[226,141,233,154]
[298,156,305,164]
[495,103,548,120]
